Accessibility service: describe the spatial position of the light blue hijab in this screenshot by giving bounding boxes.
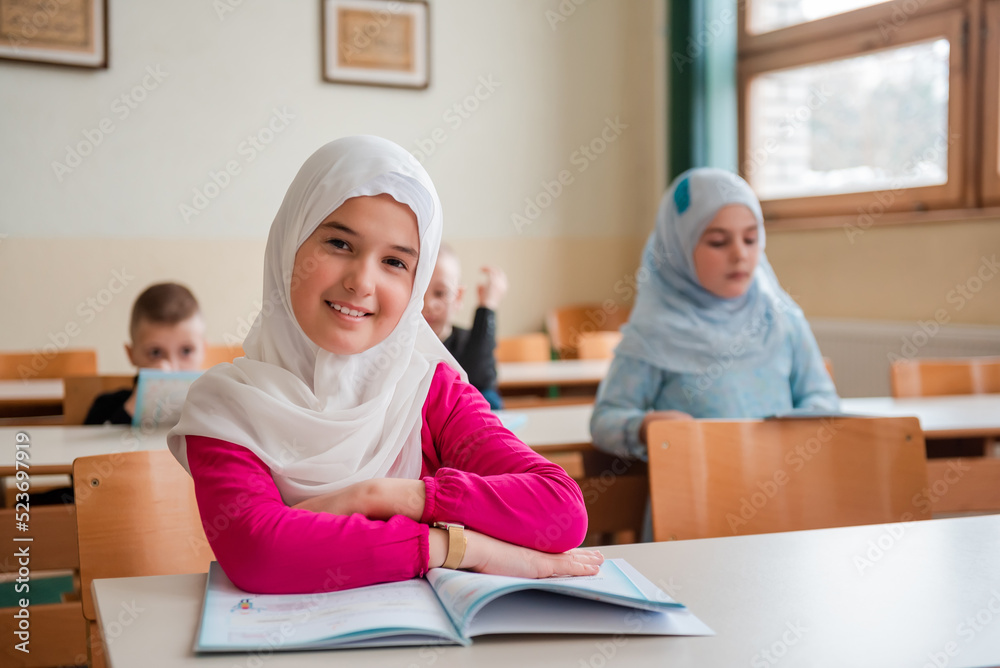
[616,168,802,375]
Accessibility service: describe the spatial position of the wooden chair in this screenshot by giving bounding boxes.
[74,451,214,668]
[577,331,623,360]
[647,417,931,541]
[545,303,631,359]
[495,333,551,363]
[0,505,87,667]
[890,356,1000,398]
[202,344,244,368]
[62,375,134,425]
[0,349,97,380]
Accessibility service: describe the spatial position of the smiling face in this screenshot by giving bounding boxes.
[126,315,207,371]
[289,194,420,355]
[692,204,761,299]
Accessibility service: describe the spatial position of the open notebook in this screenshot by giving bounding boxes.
[195,559,713,652]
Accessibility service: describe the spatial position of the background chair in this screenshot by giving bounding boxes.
[577,331,623,360]
[0,349,97,380]
[495,333,551,363]
[0,505,87,667]
[646,417,931,541]
[201,344,245,368]
[890,356,1000,398]
[74,450,214,668]
[545,303,631,359]
[62,375,134,425]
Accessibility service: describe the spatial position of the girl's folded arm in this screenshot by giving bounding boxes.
[185,435,430,594]
[590,355,665,459]
[789,320,840,411]
[418,363,588,552]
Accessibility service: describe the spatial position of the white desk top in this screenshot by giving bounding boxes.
[842,394,1000,438]
[497,403,593,450]
[497,359,610,388]
[92,514,1000,668]
[0,378,64,401]
[0,426,168,475]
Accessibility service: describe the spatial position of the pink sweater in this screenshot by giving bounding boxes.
[185,362,588,594]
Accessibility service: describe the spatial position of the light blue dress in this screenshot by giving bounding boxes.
[591,168,839,461]
[590,314,838,459]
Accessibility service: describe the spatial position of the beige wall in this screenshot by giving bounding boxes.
[0,1,664,373]
[768,218,1000,327]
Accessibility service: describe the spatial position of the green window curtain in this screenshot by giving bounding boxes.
[667,0,738,183]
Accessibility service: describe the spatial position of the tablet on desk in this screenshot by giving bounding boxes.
[132,369,202,429]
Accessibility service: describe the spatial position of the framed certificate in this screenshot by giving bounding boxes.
[0,0,107,68]
[322,0,429,89]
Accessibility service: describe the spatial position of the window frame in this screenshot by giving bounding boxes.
[737,0,989,227]
[983,0,1000,205]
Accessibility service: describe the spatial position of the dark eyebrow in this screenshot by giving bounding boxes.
[318,221,418,258]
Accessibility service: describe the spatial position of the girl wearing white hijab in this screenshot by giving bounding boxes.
[591,168,838,460]
[170,136,601,593]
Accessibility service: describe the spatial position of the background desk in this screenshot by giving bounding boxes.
[497,359,610,407]
[0,378,63,420]
[92,515,1000,668]
[841,394,1000,439]
[0,426,168,477]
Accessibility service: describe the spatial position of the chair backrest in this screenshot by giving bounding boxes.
[495,333,551,363]
[890,357,1000,397]
[202,344,245,368]
[647,417,930,541]
[62,374,134,425]
[545,303,631,359]
[74,450,214,622]
[577,331,623,360]
[0,349,97,380]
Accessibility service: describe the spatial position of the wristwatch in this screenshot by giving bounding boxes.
[433,522,467,569]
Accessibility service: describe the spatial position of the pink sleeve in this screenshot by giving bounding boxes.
[186,435,429,594]
[418,363,588,552]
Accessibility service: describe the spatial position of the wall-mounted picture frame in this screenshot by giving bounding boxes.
[0,0,107,69]
[322,0,429,89]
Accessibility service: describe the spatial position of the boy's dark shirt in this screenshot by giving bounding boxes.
[84,388,133,425]
[443,307,500,404]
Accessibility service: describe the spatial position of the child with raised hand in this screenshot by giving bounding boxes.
[169,136,600,594]
[85,282,206,425]
[422,244,507,409]
[591,168,838,460]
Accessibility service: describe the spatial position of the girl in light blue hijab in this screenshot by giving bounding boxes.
[590,168,838,460]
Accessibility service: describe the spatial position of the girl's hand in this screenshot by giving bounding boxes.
[430,528,603,578]
[293,479,425,521]
[639,410,694,444]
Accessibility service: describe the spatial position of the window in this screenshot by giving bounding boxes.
[738,0,998,224]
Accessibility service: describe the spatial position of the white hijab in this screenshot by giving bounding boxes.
[168,136,462,505]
